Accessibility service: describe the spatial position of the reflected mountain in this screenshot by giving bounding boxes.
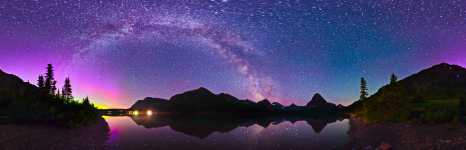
[306,118,339,133]
[129,115,342,138]
[124,87,347,139]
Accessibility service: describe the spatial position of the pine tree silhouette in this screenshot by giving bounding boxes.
[63,77,73,100]
[44,64,57,95]
[37,75,45,89]
[61,89,65,99]
[390,73,398,84]
[57,89,62,99]
[83,97,91,106]
[360,77,368,100]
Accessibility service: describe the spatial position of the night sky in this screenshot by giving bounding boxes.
[1,0,465,108]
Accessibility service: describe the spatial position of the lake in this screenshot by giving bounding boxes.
[2,115,465,149]
[104,116,350,150]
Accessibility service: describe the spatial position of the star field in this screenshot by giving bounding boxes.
[1,0,466,107]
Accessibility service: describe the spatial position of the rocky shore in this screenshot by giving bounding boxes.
[347,118,466,150]
[0,118,109,150]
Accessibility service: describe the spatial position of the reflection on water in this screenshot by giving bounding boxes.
[104,115,350,150]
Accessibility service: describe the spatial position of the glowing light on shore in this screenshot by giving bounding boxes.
[92,103,109,109]
[133,110,139,116]
[146,110,153,116]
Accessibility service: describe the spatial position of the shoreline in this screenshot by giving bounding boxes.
[347,117,466,149]
[2,115,466,150]
[0,118,109,150]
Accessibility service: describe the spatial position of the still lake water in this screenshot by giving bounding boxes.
[104,116,350,150]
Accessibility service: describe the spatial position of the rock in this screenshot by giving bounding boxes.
[348,63,466,122]
[377,142,392,150]
[0,69,42,106]
[364,145,373,150]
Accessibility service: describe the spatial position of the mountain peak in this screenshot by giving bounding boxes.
[400,63,466,84]
[429,63,464,71]
[169,87,218,105]
[176,87,215,97]
[143,97,168,101]
[258,99,271,105]
[217,93,239,102]
[436,62,450,66]
[194,87,213,94]
[306,93,328,107]
[272,102,283,106]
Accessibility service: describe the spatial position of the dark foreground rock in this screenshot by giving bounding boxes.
[0,68,103,127]
[0,118,109,150]
[347,117,466,150]
[349,63,466,123]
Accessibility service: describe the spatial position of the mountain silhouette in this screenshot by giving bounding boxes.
[130,97,171,112]
[0,68,102,127]
[130,87,343,116]
[350,63,466,122]
[170,87,218,104]
[0,69,46,118]
[306,93,327,107]
[306,93,338,111]
[0,69,41,105]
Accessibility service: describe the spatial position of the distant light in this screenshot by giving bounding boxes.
[147,110,153,116]
[133,110,139,116]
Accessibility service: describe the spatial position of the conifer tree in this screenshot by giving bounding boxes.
[360,77,369,100]
[390,73,398,84]
[44,64,57,95]
[83,97,91,106]
[37,75,45,89]
[62,77,73,100]
[57,89,62,99]
[61,90,65,99]
[52,81,57,95]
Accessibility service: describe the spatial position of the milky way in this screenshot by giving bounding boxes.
[1,0,466,107]
[72,14,274,102]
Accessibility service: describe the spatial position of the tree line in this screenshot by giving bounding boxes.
[36,64,90,105]
[359,73,398,100]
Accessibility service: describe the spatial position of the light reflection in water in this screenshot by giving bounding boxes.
[104,116,350,150]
